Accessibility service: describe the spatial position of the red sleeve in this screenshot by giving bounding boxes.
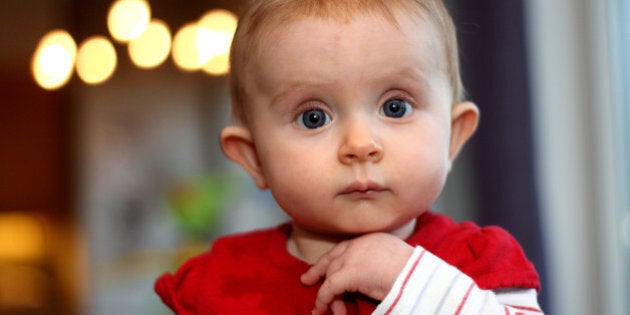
[154,253,210,314]
[410,212,541,291]
[451,225,540,290]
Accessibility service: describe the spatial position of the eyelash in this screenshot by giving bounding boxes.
[381,91,416,108]
[292,101,328,118]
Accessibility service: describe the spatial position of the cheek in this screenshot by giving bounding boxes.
[390,131,450,202]
[395,145,448,184]
[256,139,331,204]
[391,121,451,166]
[264,160,332,225]
[396,159,447,213]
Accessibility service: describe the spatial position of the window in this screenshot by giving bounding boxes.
[611,0,630,312]
[527,0,629,314]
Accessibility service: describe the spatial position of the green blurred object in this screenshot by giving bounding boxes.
[168,173,237,239]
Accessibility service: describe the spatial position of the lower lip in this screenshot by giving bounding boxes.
[343,190,383,199]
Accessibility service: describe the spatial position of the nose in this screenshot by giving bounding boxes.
[338,120,383,164]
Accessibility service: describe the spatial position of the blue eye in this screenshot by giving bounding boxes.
[380,99,413,118]
[297,109,331,129]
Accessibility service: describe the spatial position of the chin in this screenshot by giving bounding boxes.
[326,222,409,238]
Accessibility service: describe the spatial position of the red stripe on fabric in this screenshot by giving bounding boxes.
[384,250,426,315]
[454,283,475,315]
[504,306,510,315]
[507,305,543,313]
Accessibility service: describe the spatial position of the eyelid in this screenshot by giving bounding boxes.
[291,100,331,118]
[381,90,417,107]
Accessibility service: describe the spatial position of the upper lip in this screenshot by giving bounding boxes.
[340,181,386,195]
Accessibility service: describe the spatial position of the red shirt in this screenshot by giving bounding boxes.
[155,211,540,314]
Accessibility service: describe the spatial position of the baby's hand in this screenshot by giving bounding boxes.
[300,233,414,315]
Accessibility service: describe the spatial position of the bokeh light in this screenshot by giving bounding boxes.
[203,53,230,76]
[198,9,238,76]
[107,0,151,42]
[34,6,239,90]
[128,19,172,69]
[172,9,237,75]
[198,9,238,32]
[172,22,205,71]
[0,213,45,262]
[76,36,118,85]
[31,29,77,90]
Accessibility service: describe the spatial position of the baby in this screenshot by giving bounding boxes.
[155,0,543,314]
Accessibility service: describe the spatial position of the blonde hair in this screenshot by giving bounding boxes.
[228,0,463,124]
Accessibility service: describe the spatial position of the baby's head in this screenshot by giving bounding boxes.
[229,0,464,125]
[220,0,478,240]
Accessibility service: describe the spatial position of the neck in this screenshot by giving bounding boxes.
[286,220,417,264]
[287,225,344,264]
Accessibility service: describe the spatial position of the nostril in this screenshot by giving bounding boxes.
[337,125,383,163]
[367,147,383,161]
[339,142,382,163]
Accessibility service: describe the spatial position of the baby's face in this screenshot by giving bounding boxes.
[242,11,456,237]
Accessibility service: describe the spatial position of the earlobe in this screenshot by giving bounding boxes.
[220,126,268,189]
[448,102,479,166]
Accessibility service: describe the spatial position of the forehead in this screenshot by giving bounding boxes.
[244,11,445,100]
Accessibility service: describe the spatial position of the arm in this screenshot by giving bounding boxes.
[301,234,543,315]
[374,247,543,314]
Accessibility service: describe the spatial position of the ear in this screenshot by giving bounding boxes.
[448,102,479,170]
[220,126,268,189]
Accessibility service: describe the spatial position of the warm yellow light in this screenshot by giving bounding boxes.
[198,9,238,36]
[197,9,238,59]
[31,29,76,90]
[197,9,237,75]
[172,22,204,71]
[0,213,45,262]
[202,53,230,76]
[107,0,151,42]
[128,19,171,69]
[76,36,117,84]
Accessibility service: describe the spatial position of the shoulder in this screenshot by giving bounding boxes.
[409,211,540,291]
[154,224,291,313]
[154,252,210,314]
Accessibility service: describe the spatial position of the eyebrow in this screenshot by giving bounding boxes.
[264,61,436,109]
[267,79,331,108]
[367,64,435,94]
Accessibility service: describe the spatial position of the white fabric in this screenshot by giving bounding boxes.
[373,247,543,315]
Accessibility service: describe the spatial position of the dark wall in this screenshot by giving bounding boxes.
[452,0,549,312]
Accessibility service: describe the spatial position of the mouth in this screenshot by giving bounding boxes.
[339,181,387,197]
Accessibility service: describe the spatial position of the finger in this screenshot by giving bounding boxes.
[313,274,350,315]
[311,292,336,315]
[301,258,330,285]
[326,240,350,258]
[311,298,347,315]
[301,241,349,285]
[330,298,347,315]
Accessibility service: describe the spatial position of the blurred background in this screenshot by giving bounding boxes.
[0,0,628,314]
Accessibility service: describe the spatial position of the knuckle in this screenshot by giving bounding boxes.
[324,274,345,293]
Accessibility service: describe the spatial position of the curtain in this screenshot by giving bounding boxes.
[452,0,550,311]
